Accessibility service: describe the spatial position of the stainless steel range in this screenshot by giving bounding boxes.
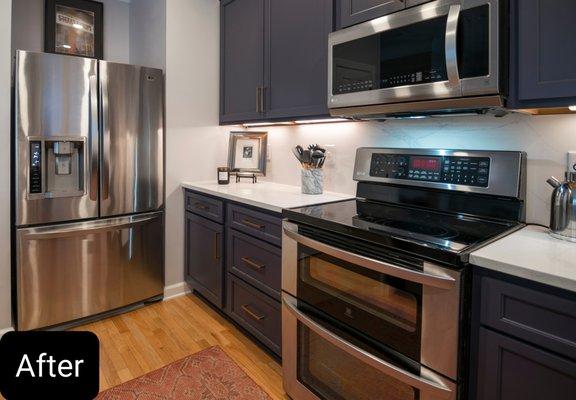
[281,148,526,400]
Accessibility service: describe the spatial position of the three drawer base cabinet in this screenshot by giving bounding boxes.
[184,189,282,357]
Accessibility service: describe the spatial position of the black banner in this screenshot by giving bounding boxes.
[0,331,99,400]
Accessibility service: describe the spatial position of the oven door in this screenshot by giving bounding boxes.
[282,292,457,400]
[328,0,499,110]
[282,221,461,380]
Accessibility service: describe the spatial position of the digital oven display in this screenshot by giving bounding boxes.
[410,157,441,172]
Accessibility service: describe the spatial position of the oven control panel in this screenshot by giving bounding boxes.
[369,154,491,187]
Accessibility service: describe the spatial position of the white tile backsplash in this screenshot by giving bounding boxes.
[248,113,576,226]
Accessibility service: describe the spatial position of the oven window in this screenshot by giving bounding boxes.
[298,323,420,400]
[332,15,448,95]
[297,245,422,361]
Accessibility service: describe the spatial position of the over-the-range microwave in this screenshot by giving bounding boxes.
[328,0,506,119]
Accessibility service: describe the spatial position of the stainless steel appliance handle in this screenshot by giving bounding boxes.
[101,74,110,200]
[22,214,158,240]
[283,224,455,290]
[283,293,454,398]
[445,4,461,88]
[89,75,99,201]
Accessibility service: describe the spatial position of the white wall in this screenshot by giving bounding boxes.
[165,0,228,286]
[130,0,166,70]
[0,0,13,332]
[11,0,130,63]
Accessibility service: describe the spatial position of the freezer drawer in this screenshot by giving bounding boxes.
[100,61,164,217]
[16,212,164,331]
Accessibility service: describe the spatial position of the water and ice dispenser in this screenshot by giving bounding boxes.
[28,139,86,198]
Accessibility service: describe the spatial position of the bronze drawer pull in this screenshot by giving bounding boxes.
[241,304,265,321]
[195,202,209,211]
[241,257,265,270]
[241,219,264,230]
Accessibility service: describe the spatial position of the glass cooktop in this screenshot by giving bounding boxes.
[284,199,519,254]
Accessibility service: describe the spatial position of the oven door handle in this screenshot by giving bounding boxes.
[445,4,462,89]
[283,225,456,290]
[282,293,455,398]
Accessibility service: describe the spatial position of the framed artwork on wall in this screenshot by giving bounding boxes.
[44,0,104,59]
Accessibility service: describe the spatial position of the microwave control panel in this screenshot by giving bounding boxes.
[369,153,491,187]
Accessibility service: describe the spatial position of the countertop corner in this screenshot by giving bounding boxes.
[470,225,576,293]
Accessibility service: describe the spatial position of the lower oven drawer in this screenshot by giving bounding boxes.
[227,275,281,356]
[282,293,457,400]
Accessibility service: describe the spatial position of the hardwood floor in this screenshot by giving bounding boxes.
[71,294,287,399]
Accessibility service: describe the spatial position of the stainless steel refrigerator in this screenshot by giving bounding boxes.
[13,50,165,331]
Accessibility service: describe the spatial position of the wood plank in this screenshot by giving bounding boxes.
[69,294,287,399]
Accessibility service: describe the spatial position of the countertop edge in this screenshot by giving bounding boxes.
[470,253,576,293]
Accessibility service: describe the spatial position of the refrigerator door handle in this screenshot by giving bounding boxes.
[100,72,110,201]
[21,213,159,240]
[89,75,99,201]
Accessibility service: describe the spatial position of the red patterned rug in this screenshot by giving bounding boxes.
[96,346,272,400]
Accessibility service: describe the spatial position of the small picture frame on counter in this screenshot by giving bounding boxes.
[227,131,267,177]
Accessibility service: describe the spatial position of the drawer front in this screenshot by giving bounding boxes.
[228,229,281,299]
[227,204,281,246]
[481,276,576,360]
[185,191,224,223]
[227,274,281,356]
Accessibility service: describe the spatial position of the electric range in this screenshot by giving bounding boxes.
[281,148,526,400]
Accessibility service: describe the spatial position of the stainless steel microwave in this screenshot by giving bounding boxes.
[328,0,504,118]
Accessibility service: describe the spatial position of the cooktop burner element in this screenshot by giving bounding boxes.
[283,148,527,267]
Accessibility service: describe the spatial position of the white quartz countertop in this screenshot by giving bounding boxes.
[181,181,354,213]
[470,225,576,293]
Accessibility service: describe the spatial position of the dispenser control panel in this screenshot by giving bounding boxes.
[369,153,491,187]
[29,141,42,194]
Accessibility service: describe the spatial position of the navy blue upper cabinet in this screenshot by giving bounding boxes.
[337,0,406,29]
[220,0,333,124]
[220,0,265,123]
[264,0,333,119]
[509,0,576,108]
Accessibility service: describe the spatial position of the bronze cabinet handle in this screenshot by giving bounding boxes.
[241,219,264,230]
[213,232,220,260]
[241,304,265,321]
[195,202,209,211]
[241,257,265,270]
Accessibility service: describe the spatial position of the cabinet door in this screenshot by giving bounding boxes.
[476,328,576,400]
[220,0,265,124]
[263,0,333,119]
[510,0,576,108]
[185,212,224,308]
[337,0,405,29]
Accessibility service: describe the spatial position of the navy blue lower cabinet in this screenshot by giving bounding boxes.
[184,189,282,357]
[185,212,225,308]
[476,327,576,400]
[471,269,576,400]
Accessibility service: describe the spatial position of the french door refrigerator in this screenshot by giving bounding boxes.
[13,50,165,331]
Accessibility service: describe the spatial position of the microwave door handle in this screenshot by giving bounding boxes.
[282,293,455,398]
[283,225,455,290]
[445,4,461,89]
